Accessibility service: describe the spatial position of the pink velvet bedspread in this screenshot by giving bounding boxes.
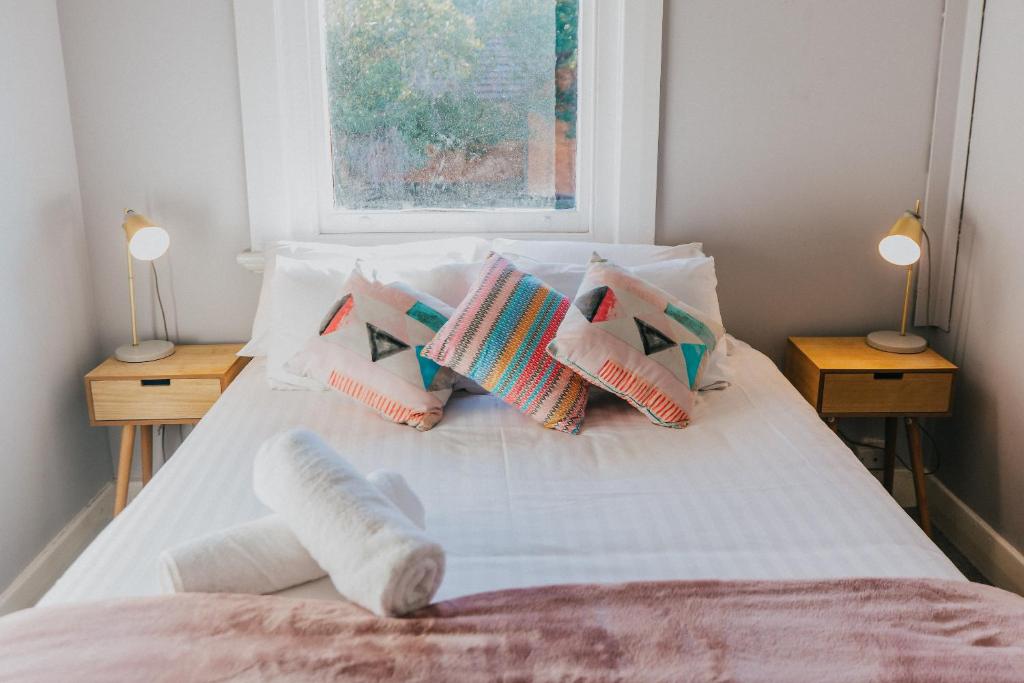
[2,578,1023,682]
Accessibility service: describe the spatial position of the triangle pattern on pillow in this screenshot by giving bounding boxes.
[635,318,675,356]
[575,286,619,323]
[366,323,410,362]
[415,345,443,390]
[320,294,354,336]
[681,342,707,388]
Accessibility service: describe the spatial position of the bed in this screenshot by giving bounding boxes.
[41,336,960,607]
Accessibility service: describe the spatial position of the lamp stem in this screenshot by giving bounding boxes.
[900,264,913,337]
[126,238,139,347]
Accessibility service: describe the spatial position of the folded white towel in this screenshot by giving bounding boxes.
[253,429,445,616]
[157,470,425,595]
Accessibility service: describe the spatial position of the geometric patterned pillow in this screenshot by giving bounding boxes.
[285,267,458,431]
[421,253,589,434]
[546,255,724,428]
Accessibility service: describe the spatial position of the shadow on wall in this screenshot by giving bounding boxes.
[930,216,1005,539]
[680,235,908,365]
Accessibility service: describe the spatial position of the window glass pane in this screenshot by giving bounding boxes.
[323,0,578,211]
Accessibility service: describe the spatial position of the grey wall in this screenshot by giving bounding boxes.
[657,0,945,361]
[0,0,111,590]
[931,0,1024,552]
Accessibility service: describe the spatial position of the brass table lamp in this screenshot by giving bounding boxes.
[866,200,927,354]
[115,210,175,362]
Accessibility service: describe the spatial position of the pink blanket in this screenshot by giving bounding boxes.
[2,578,1023,682]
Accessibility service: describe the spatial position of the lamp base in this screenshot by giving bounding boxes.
[866,330,927,354]
[114,339,175,363]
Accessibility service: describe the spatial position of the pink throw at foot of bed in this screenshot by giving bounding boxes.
[2,578,1024,682]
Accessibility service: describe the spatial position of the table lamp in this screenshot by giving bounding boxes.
[866,200,927,354]
[115,209,175,362]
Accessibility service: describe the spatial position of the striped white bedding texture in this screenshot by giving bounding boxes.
[41,338,960,606]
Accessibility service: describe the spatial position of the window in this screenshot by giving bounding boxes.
[234,0,662,251]
[322,0,579,214]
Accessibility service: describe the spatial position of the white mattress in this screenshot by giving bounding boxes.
[42,340,961,606]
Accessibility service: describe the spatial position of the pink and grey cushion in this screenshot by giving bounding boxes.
[421,253,588,434]
[546,255,724,428]
[285,268,457,431]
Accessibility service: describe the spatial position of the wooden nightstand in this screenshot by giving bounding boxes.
[85,344,250,515]
[784,337,957,537]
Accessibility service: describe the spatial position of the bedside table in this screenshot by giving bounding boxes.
[784,337,957,537]
[85,344,250,515]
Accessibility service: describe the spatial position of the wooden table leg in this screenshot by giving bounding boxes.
[883,417,898,493]
[905,417,932,537]
[114,425,136,516]
[140,425,154,486]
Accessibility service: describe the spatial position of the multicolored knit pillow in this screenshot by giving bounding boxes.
[421,253,588,434]
[546,255,724,428]
[285,268,458,431]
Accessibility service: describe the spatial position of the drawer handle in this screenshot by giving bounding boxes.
[140,378,171,386]
[872,372,904,380]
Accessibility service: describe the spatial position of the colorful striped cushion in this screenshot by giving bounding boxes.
[285,267,458,431]
[421,253,588,434]
[546,255,725,428]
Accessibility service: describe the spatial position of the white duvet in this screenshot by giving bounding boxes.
[41,338,960,606]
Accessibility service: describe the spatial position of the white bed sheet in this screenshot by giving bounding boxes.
[42,340,961,606]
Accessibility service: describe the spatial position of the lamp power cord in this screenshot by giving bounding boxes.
[150,261,171,343]
[149,261,178,465]
[836,423,942,477]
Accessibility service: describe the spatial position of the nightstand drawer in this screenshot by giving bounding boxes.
[821,372,952,415]
[90,378,222,421]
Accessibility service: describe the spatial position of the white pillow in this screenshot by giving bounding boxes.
[490,239,704,266]
[504,254,723,325]
[241,237,491,357]
[370,253,721,320]
[366,260,482,309]
[266,257,353,389]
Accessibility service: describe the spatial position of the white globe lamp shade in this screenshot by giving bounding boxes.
[877,211,923,266]
[128,225,170,261]
[878,233,921,266]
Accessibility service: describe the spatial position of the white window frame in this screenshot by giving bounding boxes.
[233,0,663,255]
[917,0,984,329]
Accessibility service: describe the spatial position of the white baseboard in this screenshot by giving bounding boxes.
[928,476,1024,595]
[890,469,1024,594]
[0,483,115,616]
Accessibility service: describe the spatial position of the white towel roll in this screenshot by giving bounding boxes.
[157,470,425,595]
[367,471,426,530]
[253,429,445,616]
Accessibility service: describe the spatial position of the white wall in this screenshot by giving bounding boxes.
[57,0,257,355]
[55,0,948,368]
[657,0,945,361]
[57,0,258,468]
[931,0,1024,551]
[0,0,111,590]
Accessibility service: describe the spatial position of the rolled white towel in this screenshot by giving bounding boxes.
[157,470,425,595]
[253,429,445,616]
[367,471,426,530]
